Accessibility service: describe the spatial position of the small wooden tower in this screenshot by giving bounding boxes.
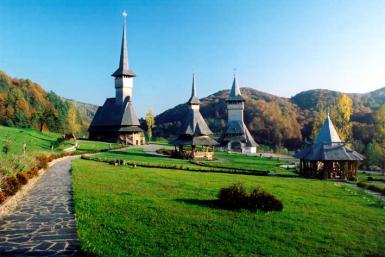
[221,75,257,153]
[88,11,145,145]
[172,74,218,160]
[295,114,365,180]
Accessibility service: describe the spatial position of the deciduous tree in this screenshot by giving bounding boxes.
[145,110,155,142]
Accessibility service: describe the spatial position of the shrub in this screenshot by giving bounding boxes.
[2,140,11,154]
[357,182,368,188]
[17,172,29,185]
[3,176,21,196]
[0,192,6,203]
[367,185,384,194]
[218,183,247,210]
[156,148,175,156]
[218,183,283,212]
[36,154,49,169]
[28,167,39,178]
[248,188,283,212]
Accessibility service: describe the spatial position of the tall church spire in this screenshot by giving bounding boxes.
[112,10,135,77]
[188,73,200,105]
[227,73,244,101]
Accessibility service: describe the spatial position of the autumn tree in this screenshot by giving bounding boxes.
[145,110,155,142]
[374,104,385,144]
[311,101,328,139]
[367,105,385,171]
[330,94,353,142]
[65,104,81,136]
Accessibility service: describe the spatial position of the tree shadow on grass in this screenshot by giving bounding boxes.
[175,198,221,209]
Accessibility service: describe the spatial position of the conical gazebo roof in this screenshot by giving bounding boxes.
[295,115,364,161]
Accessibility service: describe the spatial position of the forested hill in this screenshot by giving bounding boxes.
[291,87,385,111]
[0,70,97,135]
[153,86,385,150]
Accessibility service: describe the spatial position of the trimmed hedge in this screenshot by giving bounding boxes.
[191,160,270,174]
[81,155,270,176]
[357,182,385,196]
[218,183,283,212]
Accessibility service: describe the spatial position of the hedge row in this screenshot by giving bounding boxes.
[357,182,385,196]
[190,160,271,174]
[80,155,270,176]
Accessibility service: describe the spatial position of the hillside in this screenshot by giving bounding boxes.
[0,70,97,135]
[155,87,303,148]
[154,86,385,150]
[63,98,98,126]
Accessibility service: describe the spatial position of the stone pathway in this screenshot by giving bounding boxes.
[0,157,80,256]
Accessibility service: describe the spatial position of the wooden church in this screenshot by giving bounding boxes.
[88,12,145,145]
[172,74,218,160]
[220,75,257,153]
[295,114,365,180]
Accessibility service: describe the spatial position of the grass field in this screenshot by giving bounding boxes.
[0,125,62,155]
[72,158,385,257]
[96,148,294,175]
[0,125,119,177]
[357,172,385,189]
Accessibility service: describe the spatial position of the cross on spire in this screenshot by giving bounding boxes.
[112,10,135,77]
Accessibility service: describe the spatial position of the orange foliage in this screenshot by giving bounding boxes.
[16,98,31,118]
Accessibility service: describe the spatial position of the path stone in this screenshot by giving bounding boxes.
[0,157,80,256]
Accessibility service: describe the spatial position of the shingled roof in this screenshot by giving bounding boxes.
[187,74,200,105]
[112,13,135,77]
[222,120,258,147]
[315,114,341,144]
[172,75,218,146]
[88,97,142,133]
[227,75,244,102]
[295,115,364,161]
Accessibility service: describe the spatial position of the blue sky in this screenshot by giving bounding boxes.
[1,0,385,117]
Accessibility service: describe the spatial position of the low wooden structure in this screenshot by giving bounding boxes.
[295,115,365,180]
[171,75,218,160]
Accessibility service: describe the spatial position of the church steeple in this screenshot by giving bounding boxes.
[227,73,244,102]
[113,11,135,106]
[188,73,200,105]
[112,10,135,78]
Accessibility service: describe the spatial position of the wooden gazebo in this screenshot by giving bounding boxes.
[295,115,365,180]
[171,74,218,160]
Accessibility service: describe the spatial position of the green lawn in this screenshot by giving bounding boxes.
[72,159,385,257]
[0,125,120,177]
[95,148,294,175]
[203,151,294,175]
[0,125,61,155]
[357,172,385,189]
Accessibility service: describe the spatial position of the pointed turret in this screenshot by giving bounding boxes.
[188,73,200,105]
[112,11,135,77]
[222,73,257,153]
[172,74,218,152]
[227,74,244,101]
[314,114,342,144]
